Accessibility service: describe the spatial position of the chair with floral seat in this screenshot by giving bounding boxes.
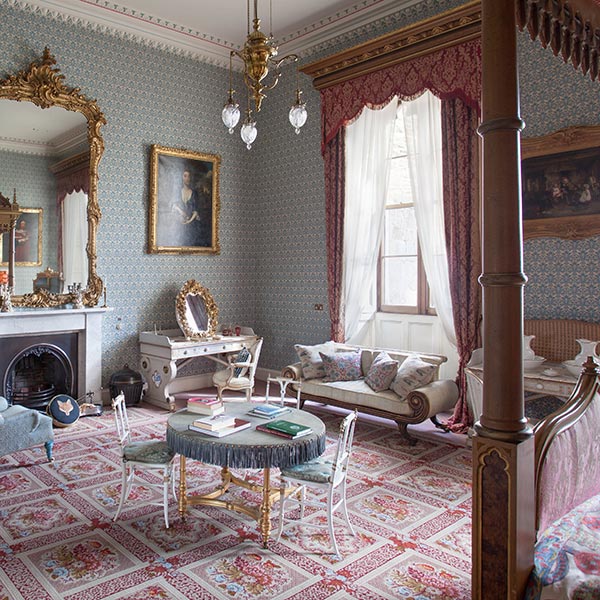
[277,410,358,555]
[111,393,176,528]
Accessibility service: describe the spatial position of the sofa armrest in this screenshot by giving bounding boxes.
[407,379,459,420]
[281,362,303,381]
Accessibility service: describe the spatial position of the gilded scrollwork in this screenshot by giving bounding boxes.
[175,280,219,340]
[0,48,105,307]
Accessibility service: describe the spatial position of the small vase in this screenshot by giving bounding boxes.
[574,339,600,365]
[523,335,536,360]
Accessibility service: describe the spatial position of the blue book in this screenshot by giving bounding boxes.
[251,404,288,416]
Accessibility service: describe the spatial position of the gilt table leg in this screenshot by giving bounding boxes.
[260,467,271,548]
[178,455,187,519]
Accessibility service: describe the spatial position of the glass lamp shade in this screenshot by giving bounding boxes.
[289,102,307,134]
[222,101,241,134]
[240,119,258,150]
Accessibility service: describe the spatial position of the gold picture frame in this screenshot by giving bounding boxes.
[1,207,42,267]
[148,145,220,254]
[522,125,600,240]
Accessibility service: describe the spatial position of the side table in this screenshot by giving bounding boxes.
[265,375,301,408]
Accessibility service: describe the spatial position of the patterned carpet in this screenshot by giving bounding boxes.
[0,402,472,599]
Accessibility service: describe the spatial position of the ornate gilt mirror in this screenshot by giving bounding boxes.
[175,280,219,339]
[0,48,105,307]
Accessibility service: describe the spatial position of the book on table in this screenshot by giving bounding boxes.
[186,396,224,415]
[189,418,252,438]
[256,419,313,439]
[247,404,290,419]
[190,413,236,431]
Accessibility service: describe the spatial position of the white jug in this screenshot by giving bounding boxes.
[523,335,536,360]
[574,339,600,365]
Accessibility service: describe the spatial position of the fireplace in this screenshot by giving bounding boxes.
[0,308,108,406]
[2,333,77,409]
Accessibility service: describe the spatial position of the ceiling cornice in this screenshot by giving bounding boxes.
[7,0,419,68]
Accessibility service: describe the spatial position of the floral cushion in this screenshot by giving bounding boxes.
[320,350,362,382]
[280,458,334,484]
[365,351,399,392]
[123,440,175,464]
[390,356,436,399]
[294,341,337,379]
[525,494,600,600]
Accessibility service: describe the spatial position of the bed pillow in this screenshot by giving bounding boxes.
[365,351,399,392]
[294,341,337,379]
[390,356,436,399]
[320,350,362,382]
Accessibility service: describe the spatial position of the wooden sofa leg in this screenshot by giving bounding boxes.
[396,422,417,446]
[430,415,450,432]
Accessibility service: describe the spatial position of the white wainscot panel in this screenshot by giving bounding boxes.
[373,313,458,380]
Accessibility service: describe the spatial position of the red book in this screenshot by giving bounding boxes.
[188,396,221,406]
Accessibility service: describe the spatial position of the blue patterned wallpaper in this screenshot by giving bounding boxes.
[0,0,598,387]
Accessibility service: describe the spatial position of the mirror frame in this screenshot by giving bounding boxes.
[0,47,105,307]
[175,279,219,340]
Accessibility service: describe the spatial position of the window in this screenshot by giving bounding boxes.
[379,103,435,315]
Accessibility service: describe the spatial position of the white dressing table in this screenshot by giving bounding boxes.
[139,328,258,410]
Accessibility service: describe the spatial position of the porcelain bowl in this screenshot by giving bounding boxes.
[563,358,599,377]
[524,356,546,371]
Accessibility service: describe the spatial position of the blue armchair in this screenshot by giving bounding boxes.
[0,396,54,462]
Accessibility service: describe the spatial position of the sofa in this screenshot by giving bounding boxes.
[281,342,459,443]
[0,396,54,462]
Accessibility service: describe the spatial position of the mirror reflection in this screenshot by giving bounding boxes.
[0,101,88,295]
[0,48,105,307]
[176,280,219,339]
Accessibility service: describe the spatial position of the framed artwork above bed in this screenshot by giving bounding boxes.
[522,124,600,240]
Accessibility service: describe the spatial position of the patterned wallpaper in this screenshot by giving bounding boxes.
[0,0,598,389]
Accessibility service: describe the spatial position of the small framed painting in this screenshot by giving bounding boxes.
[522,125,600,240]
[148,145,220,254]
[1,207,42,266]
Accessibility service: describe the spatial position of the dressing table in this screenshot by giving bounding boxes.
[139,279,258,410]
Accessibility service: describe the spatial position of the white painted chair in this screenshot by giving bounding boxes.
[111,393,176,528]
[212,337,264,401]
[277,410,358,555]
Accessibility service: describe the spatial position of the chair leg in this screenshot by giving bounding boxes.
[327,486,340,555]
[246,388,252,401]
[340,479,355,536]
[44,440,54,462]
[299,485,306,520]
[277,483,287,541]
[162,468,170,529]
[113,463,130,522]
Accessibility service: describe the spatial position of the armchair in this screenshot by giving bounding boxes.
[0,396,54,462]
[212,337,264,401]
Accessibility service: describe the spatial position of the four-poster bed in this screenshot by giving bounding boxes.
[304,0,600,597]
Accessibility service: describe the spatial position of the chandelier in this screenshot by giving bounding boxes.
[221,0,308,149]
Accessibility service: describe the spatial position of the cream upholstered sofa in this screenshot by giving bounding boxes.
[281,342,459,443]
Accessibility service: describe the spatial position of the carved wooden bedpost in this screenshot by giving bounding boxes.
[472,1,536,598]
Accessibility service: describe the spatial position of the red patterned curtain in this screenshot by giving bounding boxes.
[323,129,346,342]
[441,98,482,432]
[320,39,482,426]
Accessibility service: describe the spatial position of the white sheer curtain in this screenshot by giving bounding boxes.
[344,99,397,343]
[400,91,456,346]
[62,190,88,288]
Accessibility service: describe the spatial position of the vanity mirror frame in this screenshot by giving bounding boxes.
[0,47,105,307]
[175,279,219,340]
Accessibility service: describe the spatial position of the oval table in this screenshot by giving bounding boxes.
[167,402,326,547]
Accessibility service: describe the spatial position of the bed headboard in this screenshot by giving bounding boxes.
[533,358,600,534]
[524,319,600,363]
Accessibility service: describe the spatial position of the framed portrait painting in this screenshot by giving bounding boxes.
[1,207,42,266]
[148,145,220,254]
[522,125,600,240]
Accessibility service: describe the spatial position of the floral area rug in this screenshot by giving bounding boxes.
[0,402,472,599]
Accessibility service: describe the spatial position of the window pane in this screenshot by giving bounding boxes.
[383,256,417,306]
[384,207,417,256]
[387,156,412,205]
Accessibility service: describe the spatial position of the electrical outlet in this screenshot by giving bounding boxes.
[314,303,324,311]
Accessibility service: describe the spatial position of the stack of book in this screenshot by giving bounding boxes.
[247,403,290,419]
[256,419,313,439]
[186,396,224,416]
[188,414,252,438]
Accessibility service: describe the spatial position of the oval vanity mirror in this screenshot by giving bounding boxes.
[175,280,219,339]
[0,48,105,307]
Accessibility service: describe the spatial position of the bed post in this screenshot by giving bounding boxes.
[472,1,536,598]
